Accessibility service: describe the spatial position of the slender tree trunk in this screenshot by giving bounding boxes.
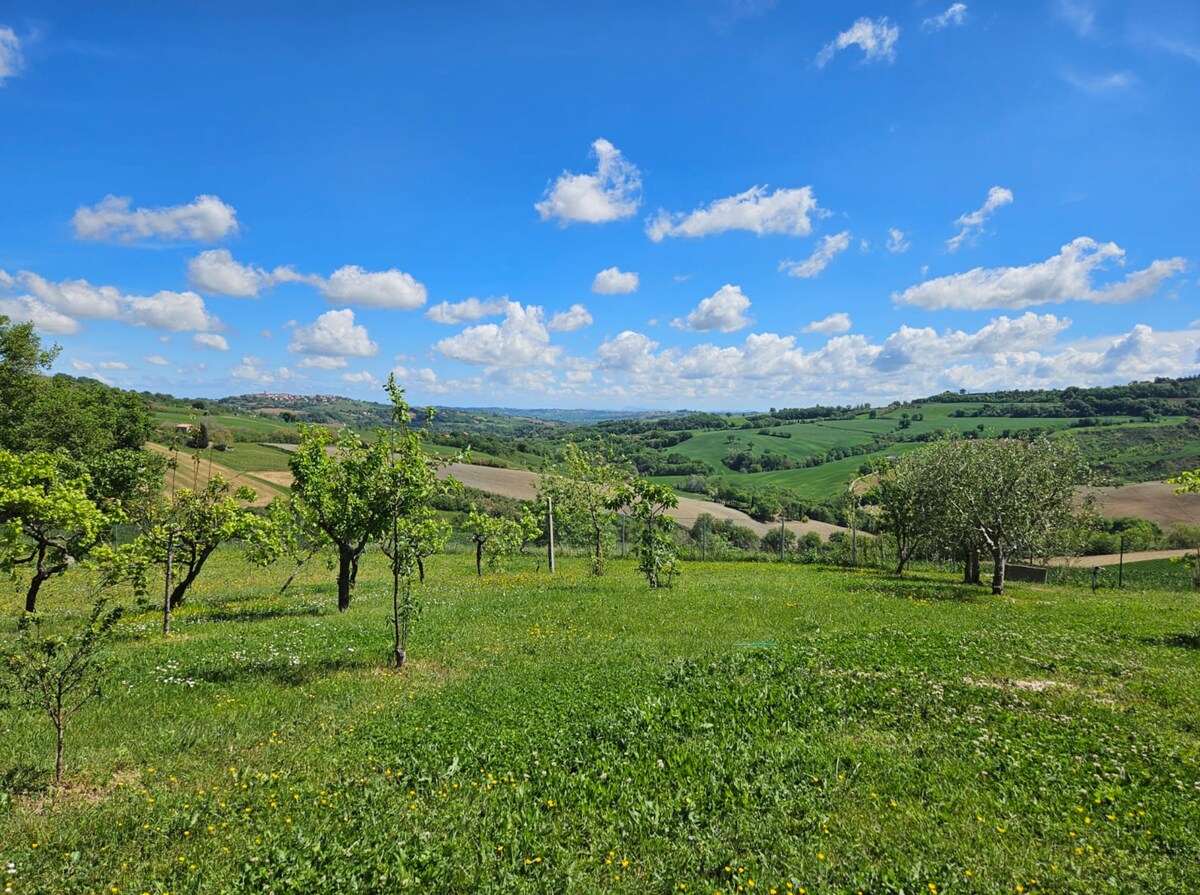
[991,547,1006,595]
[169,545,216,609]
[475,539,483,577]
[54,718,64,786]
[25,541,52,613]
[962,546,981,585]
[417,556,425,584]
[280,546,319,594]
[336,544,355,612]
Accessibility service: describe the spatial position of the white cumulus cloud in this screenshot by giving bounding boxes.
[548,304,593,332]
[592,267,639,294]
[425,296,511,324]
[72,194,239,243]
[779,231,851,278]
[672,284,753,333]
[947,186,1013,252]
[0,25,24,85]
[802,313,852,334]
[144,355,172,366]
[341,371,377,386]
[435,301,560,368]
[192,333,229,351]
[535,139,642,225]
[320,265,427,310]
[288,309,378,357]
[647,185,821,242]
[0,297,81,334]
[816,17,899,67]
[922,3,967,32]
[895,237,1188,310]
[125,291,221,332]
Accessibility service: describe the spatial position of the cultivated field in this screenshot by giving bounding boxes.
[2,553,1198,894]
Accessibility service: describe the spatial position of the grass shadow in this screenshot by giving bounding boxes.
[190,653,374,687]
[1143,632,1200,650]
[187,602,330,624]
[847,571,986,604]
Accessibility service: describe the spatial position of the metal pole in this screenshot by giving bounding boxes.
[1118,536,1124,589]
[547,496,555,573]
[620,513,626,557]
[779,513,785,561]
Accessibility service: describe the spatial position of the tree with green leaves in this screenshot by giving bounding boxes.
[0,315,59,446]
[0,450,112,613]
[616,479,679,588]
[288,424,394,612]
[378,375,459,667]
[461,503,540,576]
[870,455,938,575]
[100,471,277,613]
[539,443,631,576]
[907,437,1091,594]
[2,597,123,786]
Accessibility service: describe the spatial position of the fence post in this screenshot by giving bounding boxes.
[547,496,555,574]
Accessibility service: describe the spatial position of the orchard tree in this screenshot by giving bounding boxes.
[539,443,631,576]
[870,454,939,575]
[911,437,1091,594]
[100,472,277,613]
[0,450,111,613]
[267,497,331,594]
[616,479,679,588]
[2,597,123,787]
[377,375,459,667]
[289,424,393,611]
[461,504,540,576]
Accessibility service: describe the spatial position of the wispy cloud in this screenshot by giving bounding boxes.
[922,4,967,32]
[816,17,899,67]
[0,25,24,85]
[947,186,1013,252]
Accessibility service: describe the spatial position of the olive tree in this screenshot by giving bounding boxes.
[0,450,111,613]
[910,437,1090,594]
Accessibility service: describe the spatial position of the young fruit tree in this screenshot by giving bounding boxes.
[908,437,1091,594]
[2,597,123,787]
[95,470,279,633]
[461,503,541,576]
[378,375,459,667]
[615,479,680,588]
[538,443,631,576]
[288,424,394,612]
[0,450,112,613]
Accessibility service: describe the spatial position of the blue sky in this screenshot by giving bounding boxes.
[1,1,1197,409]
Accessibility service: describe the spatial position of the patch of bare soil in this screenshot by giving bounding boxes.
[145,443,288,507]
[1081,481,1200,528]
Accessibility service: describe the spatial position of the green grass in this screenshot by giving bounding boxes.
[2,554,1199,894]
[189,443,295,473]
[1057,557,1198,592]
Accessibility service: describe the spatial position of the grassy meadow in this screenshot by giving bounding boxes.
[2,552,1199,894]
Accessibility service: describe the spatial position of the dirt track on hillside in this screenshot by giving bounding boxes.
[437,463,846,538]
[1048,548,1194,567]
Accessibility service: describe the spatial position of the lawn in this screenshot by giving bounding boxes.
[2,553,1198,894]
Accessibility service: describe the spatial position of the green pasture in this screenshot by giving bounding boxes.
[2,551,1199,894]
[154,409,294,438]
